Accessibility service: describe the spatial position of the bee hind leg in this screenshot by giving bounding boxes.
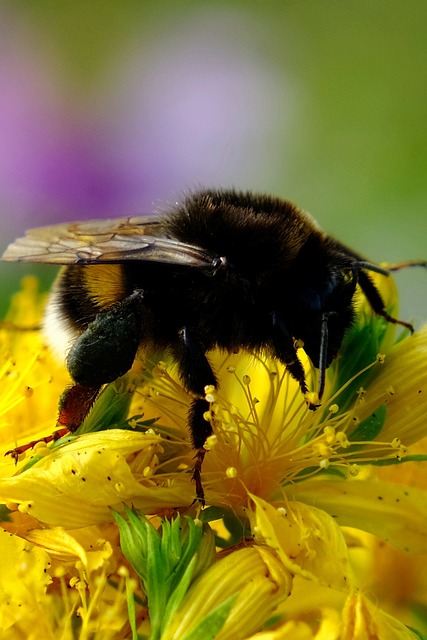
[173,327,218,504]
[188,397,213,505]
[5,384,100,462]
[357,270,415,333]
[57,383,101,431]
[5,427,70,462]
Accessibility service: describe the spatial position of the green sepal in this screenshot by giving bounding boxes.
[180,593,239,640]
[330,313,392,413]
[113,506,216,640]
[77,376,135,434]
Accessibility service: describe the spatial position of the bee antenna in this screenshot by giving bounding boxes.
[355,261,390,276]
[387,260,427,272]
[356,259,427,275]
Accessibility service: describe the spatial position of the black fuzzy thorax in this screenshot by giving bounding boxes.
[157,189,355,364]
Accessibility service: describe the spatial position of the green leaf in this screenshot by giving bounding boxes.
[114,507,215,640]
[200,506,228,522]
[126,575,139,640]
[348,404,387,443]
[369,454,427,466]
[162,555,198,631]
[330,316,389,413]
[78,376,135,434]
[180,593,239,640]
[0,504,12,522]
[113,508,150,582]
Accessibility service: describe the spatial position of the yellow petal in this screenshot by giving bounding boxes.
[355,325,427,446]
[162,545,293,640]
[26,527,112,576]
[249,494,357,592]
[289,477,427,554]
[0,528,51,631]
[248,620,316,639]
[248,607,341,639]
[341,591,419,640]
[0,430,194,527]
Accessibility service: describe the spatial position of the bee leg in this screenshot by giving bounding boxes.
[317,311,338,402]
[4,384,100,462]
[188,399,211,505]
[5,427,70,461]
[66,291,145,388]
[357,270,415,333]
[57,384,101,430]
[173,327,218,504]
[270,312,316,407]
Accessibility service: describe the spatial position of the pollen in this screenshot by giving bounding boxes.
[18,502,34,513]
[204,434,217,450]
[324,426,336,443]
[305,391,320,407]
[317,443,333,458]
[117,565,129,578]
[33,442,50,456]
[54,565,67,578]
[336,431,350,447]
[205,386,216,402]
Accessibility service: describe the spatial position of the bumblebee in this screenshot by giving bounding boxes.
[2,189,425,501]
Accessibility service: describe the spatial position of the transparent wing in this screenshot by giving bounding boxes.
[1,215,219,270]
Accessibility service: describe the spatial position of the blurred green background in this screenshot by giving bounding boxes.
[1,1,426,322]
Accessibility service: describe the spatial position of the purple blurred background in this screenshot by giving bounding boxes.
[1,2,426,320]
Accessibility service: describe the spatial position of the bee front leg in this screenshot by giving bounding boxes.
[270,312,317,408]
[172,327,218,504]
[357,269,415,333]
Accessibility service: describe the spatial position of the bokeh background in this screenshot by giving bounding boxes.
[1,1,426,322]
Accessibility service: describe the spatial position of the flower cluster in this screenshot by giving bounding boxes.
[0,273,427,639]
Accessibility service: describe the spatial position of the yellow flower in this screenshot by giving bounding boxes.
[0,277,68,466]
[161,545,293,640]
[0,272,426,638]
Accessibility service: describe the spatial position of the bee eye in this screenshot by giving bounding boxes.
[300,273,341,311]
[209,255,228,275]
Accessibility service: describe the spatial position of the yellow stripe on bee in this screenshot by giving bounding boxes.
[83,264,126,308]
